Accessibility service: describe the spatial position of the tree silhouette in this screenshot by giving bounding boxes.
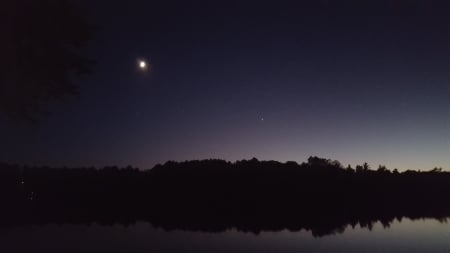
[0,0,94,121]
[377,165,389,173]
[363,162,370,171]
[1,156,450,236]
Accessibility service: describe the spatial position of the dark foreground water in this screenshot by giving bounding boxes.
[1,218,450,253]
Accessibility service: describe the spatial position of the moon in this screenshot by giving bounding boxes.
[137,58,152,73]
[138,60,147,69]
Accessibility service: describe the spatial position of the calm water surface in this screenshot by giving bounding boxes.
[1,218,450,253]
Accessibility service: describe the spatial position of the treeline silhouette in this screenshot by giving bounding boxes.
[1,157,450,237]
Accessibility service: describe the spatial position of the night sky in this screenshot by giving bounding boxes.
[1,1,450,170]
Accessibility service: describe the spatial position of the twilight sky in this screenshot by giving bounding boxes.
[1,1,450,170]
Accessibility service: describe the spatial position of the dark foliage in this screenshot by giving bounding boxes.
[0,0,94,121]
[1,157,450,237]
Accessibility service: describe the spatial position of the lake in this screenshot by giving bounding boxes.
[1,218,450,253]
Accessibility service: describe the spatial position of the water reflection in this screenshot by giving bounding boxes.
[1,218,450,253]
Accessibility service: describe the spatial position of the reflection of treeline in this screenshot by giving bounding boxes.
[1,157,450,237]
